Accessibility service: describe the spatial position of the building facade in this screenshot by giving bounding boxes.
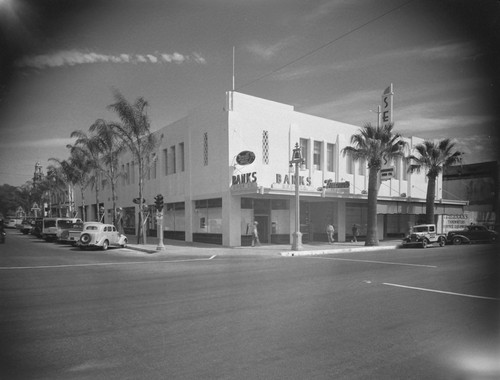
[443,161,499,231]
[75,91,467,246]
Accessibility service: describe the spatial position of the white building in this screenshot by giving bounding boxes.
[76,91,467,246]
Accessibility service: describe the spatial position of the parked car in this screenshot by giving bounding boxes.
[60,221,89,245]
[42,217,83,241]
[402,224,446,248]
[447,224,498,245]
[16,218,34,234]
[31,218,44,238]
[76,222,127,250]
[5,218,22,229]
[0,220,5,243]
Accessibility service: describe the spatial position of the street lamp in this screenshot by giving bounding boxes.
[290,143,305,251]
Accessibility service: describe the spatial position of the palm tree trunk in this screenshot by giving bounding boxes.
[111,180,117,227]
[80,187,86,221]
[426,175,437,224]
[95,172,100,222]
[366,166,380,246]
[137,174,143,244]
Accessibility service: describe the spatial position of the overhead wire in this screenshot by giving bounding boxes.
[236,0,415,91]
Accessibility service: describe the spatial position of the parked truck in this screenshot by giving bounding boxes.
[402,224,447,248]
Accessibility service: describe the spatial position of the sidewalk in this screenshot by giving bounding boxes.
[127,237,401,257]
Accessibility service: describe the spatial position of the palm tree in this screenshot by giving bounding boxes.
[89,118,126,226]
[107,89,160,244]
[407,139,462,224]
[342,123,407,246]
[69,130,103,221]
[65,147,93,221]
[49,157,84,217]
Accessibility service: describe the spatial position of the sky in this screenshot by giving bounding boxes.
[0,0,499,187]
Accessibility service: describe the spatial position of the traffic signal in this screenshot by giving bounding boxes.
[154,194,164,212]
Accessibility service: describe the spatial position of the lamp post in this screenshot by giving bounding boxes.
[154,194,165,251]
[290,143,305,251]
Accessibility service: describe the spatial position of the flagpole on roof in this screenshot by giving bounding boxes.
[232,46,235,92]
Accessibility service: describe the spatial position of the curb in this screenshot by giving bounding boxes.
[280,245,398,257]
[127,245,159,254]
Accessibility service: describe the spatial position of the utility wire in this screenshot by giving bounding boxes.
[236,0,415,91]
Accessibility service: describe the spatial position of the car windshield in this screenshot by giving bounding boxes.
[58,220,75,229]
[413,226,429,232]
[44,220,56,228]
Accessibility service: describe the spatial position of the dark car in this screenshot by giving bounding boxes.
[447,224,498,245]
[31,218,44,238]
[0,220,5,243]
[17,218,34,234]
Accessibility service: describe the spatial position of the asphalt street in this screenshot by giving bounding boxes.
[0,229,498,379]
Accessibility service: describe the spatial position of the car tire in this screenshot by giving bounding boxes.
[102,240,109,251]
[438,237,446,247]
[452,236,462,245]
[422,239,428,248]
[80,233,91,245]
[121,239,127,248]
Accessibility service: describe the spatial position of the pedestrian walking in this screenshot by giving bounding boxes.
[326,223,334,244]
[352,224,359,242]
[251,221,260,247]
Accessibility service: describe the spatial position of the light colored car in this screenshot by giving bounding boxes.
[42,217,83,241]
[402,224,446,248]
[59,221,86,245]
[76,222,127,250]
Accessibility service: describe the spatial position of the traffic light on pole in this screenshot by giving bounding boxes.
[154,194,164,212]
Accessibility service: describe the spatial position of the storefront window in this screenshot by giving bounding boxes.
[122,206,136,233]
[346,202,367,236]
[165,202,185,231]
[194,198,222,233]
[241,208,253,235]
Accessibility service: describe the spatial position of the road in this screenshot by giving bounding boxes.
[0,229,498,379]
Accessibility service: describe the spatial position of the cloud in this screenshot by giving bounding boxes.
[0,137,75,149]
[246,38,296,60]
[15,50,207,69]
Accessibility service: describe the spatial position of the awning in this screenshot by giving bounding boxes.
[377,200,467,215]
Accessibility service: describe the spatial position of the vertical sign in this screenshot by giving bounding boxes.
[381,83,394,127]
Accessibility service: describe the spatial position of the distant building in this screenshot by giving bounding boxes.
[74,91,467,246]
[443,161,499,231]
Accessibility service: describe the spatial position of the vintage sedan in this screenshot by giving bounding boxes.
[76,222,127,250]
[447,224,498,245]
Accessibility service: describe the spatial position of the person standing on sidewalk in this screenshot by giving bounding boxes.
[251,221,260,247]
[326,223,335,244]
[352,224,359,242]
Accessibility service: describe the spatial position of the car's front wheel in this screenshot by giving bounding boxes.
[452,236,462,245]
[421,239,428,248]
[121,239,127,248]
[102,240,109,251]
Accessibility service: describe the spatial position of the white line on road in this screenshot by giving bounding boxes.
[308,257,437,268]
[383,282,499,301]
[0,255,217,270]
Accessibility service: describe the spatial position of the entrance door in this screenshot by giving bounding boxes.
[255,215,269,243]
